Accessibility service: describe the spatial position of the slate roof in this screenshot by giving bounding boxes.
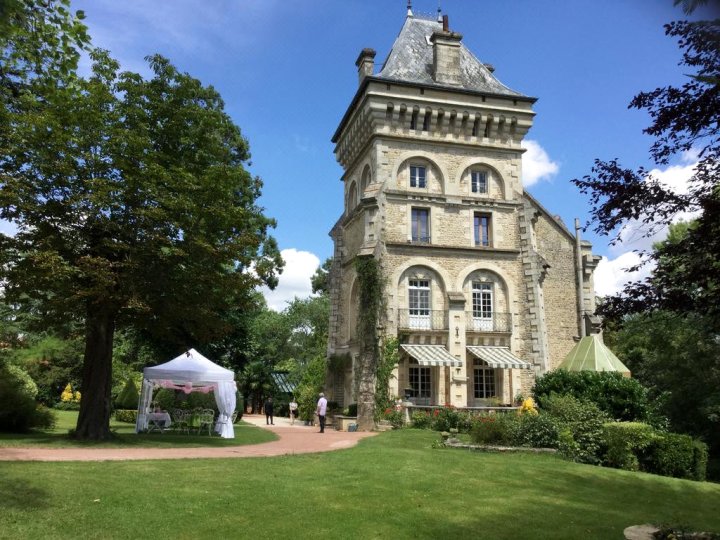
[376,15,526,98]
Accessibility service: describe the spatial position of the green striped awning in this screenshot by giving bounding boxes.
[466,346,533,369]
[400,345,463,367]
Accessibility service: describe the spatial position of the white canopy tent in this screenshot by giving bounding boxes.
[136,348,237,438]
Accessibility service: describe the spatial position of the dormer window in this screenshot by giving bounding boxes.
[410,165,426,188]
[471,170,488,194]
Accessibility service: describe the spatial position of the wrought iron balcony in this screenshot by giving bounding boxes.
[465,312,512,333]
[397,309,448,331]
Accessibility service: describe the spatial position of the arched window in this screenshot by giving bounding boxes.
[408,279,430,329]
[347,181,358,212]
[471,281,493,331]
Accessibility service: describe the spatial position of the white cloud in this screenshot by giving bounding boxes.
[596,154,699,298]
[611,158,698,255]
[521,140,559,186]
[259,248,320,311]
[594,252,653,298]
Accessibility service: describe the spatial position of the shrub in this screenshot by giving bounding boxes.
[533,370,652,422]
[641,433,708,481]
[115,378,140,409]
[114,409,138,423]
[431,405,461,432]
[603,422,655,471]
[155,388,176,411]
[236,393,244,419]
[347,403,358,416]
[381,407,404,429]
[542,393,608,464]
[410,410,432,429]
[0,364,56,432]
[470,413,510,445]
[512,413,559,448]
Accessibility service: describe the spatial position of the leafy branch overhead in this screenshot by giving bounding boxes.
[0,1,283,439]
[572,19,720,323]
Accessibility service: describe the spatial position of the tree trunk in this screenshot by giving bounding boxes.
[74,303,117,440]
[356,351,376,431]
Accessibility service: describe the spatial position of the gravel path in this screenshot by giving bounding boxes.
[0,414,375,462]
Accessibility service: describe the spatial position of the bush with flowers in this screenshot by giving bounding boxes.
[518,397,538,415]
[55,383,81,410]
[411,410,432,429]
[431,404,462,432]
[470,413,511,445]
[381,407,404,429]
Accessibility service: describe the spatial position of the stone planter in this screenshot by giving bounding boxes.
[333,415,358,431]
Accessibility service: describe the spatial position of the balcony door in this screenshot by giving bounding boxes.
[472,282,493,331]
[408,279,431,329]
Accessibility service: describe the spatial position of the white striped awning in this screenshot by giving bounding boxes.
[466,346,533,370]
[401,344,463,367]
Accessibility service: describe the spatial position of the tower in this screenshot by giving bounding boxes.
[327,11,599,411]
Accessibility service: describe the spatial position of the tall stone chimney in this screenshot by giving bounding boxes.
[355,48,376,85]
[431,16,462,86]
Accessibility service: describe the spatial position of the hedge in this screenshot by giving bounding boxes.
[603,422,654,471]
[114,409,138,424]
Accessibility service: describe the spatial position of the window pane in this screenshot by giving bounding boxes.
[472,171,488,194]
[410,166,426,188]
[412,208,429,242]
[474,214,490,246]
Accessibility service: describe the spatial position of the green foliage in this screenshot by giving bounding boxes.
[154,389,176,411]
[410,410,432,429]
[374,337,399,420]
[603,422,655,471]
[542,394,608,464]
[642,433,708,481]
[113,410,138,424]
[470,414,510,445]
[430,405,462,432]
[609,311,720,469]
[354,256,384,427]
[380,407,404,429]
[1,9,283,438]
[295,356,326,421]
[512,413,560,448]
[533,369,652,422]
[0,363,56,432]
[5,364,38,399]
[115,378,139,410]
[310,257,332,295]
[347,403,358,417]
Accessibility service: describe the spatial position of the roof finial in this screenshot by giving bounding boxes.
[437,1,442,22]
[407,0,413,17]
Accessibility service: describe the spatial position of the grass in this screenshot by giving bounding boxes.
[1,429,718,539]
[0,410,277,448]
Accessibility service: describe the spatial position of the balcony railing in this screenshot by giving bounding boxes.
[397,309,448,331]
[465,312,512,333]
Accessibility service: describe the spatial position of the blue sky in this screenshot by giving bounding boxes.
[3,1,710,309]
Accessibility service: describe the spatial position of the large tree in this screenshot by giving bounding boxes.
[0,3,282,438]
[572,16,720,324]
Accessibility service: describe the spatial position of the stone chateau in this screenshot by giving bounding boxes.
[326,8,600,408]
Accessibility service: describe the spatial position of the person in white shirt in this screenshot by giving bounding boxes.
[316,392,328,433]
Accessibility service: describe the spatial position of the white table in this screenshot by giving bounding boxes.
[147,412,172,432]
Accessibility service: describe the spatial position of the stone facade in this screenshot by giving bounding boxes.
[327,13,599,408]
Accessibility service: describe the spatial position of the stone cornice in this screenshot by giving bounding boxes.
[385,241,521,257]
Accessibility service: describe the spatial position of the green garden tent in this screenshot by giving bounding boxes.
[558,334,631,376]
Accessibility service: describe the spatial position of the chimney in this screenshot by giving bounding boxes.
[430,20,463,86]
[355,48,376,85]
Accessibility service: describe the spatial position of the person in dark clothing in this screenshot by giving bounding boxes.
[264,397,274,425]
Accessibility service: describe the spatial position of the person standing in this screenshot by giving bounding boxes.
[264,396,274,425]
[316,392,328,433]
[289,397,298,425]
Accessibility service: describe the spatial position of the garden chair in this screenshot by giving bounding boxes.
[196,409,215,436]
[171,409,190,434]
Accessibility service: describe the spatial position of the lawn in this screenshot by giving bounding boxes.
[1,429,718,540]
[0,410,277,448]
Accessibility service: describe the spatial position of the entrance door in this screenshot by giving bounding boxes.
[472,359,497,406]
[472,282,493,331]
[409,365,431,405]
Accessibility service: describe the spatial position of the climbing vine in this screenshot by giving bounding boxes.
[374,336,399,420]
[354,256,385,428]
